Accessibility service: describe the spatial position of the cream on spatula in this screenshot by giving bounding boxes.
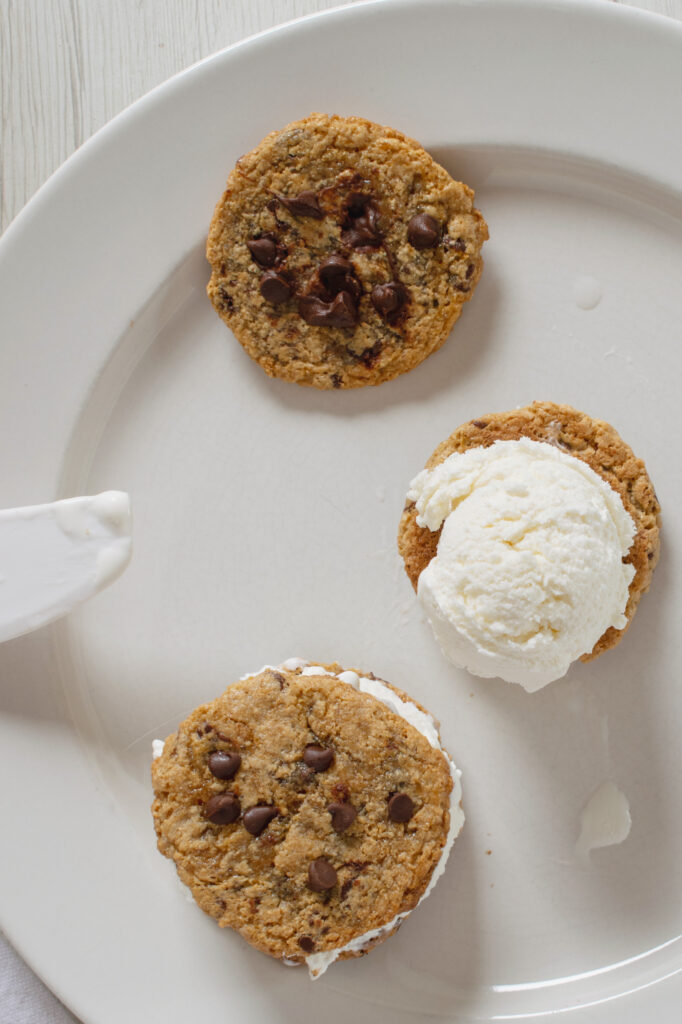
[0,491,131,643]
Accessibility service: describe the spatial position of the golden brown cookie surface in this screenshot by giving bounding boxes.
[398,401,660,660]
[151,662,456,969]
[206,113,488,389]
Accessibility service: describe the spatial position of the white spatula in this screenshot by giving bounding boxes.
[0,491,132,643]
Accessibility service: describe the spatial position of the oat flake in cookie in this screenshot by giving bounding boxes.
[206,113,488,389]
[151,659,463,977]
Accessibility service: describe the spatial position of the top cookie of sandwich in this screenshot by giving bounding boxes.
[151,661,456,970]
[207,113,488,389]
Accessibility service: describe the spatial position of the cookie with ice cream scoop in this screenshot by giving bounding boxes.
[398,402,660,690]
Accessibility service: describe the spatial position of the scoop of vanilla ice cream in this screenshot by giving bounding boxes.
[408,438,636,691]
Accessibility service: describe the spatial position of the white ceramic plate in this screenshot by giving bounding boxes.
[1,0,681,1020]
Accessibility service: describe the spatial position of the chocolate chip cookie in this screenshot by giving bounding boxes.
[398,401,661,660]
[206,113,488,389]
[151,660,463,977]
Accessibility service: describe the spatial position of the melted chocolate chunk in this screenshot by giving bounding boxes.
[246,236,277,267]
[407,213,440,249]
[341,194,382,250]
[274,189,324,219]
[204,792,241,825]
[319,253,353,286]
[208,751,241,780]
[327,802,357,832]
[371,281,407,321]
[259,271,291,304]
[318,255,362,300]
[303,745,335,772]
[243,805,278,836]
[298,936,316,953]
[388,792,415,823]
[308,858,338,892]
[299,292,357,328]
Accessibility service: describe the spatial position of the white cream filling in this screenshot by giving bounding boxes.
[153,659,464,981]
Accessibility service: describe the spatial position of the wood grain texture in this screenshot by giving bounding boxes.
[2,0,681,232]
[0,0,366,232]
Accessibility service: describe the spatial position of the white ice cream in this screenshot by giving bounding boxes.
[575,780,632,861]
[408,438,636,691]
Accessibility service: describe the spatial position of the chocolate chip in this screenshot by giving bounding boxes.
[317,255,362,299]
[331,373,342,389]
[308,858,337,892]
[243,805,278,836]
[472,420,488,428]
[319,254,353,286]
[218,286,234,312]
[371,282,406,321]
[204,792,241,825]
[247,236,277,267]
[343,226,378,250]
[298,936,316,953]
[341,194,382,249]
[327,802,357,832]
[259,271,291,304]
[451,236,466,252]
[303,745,335,772]
[466,262,475,279]
[208,751,241,780]
[298,292,357,328]
[275,189,324,219]
[388,792,415,823]
[407,213,440,250]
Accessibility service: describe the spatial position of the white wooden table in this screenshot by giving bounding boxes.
[1,0,680,1019]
